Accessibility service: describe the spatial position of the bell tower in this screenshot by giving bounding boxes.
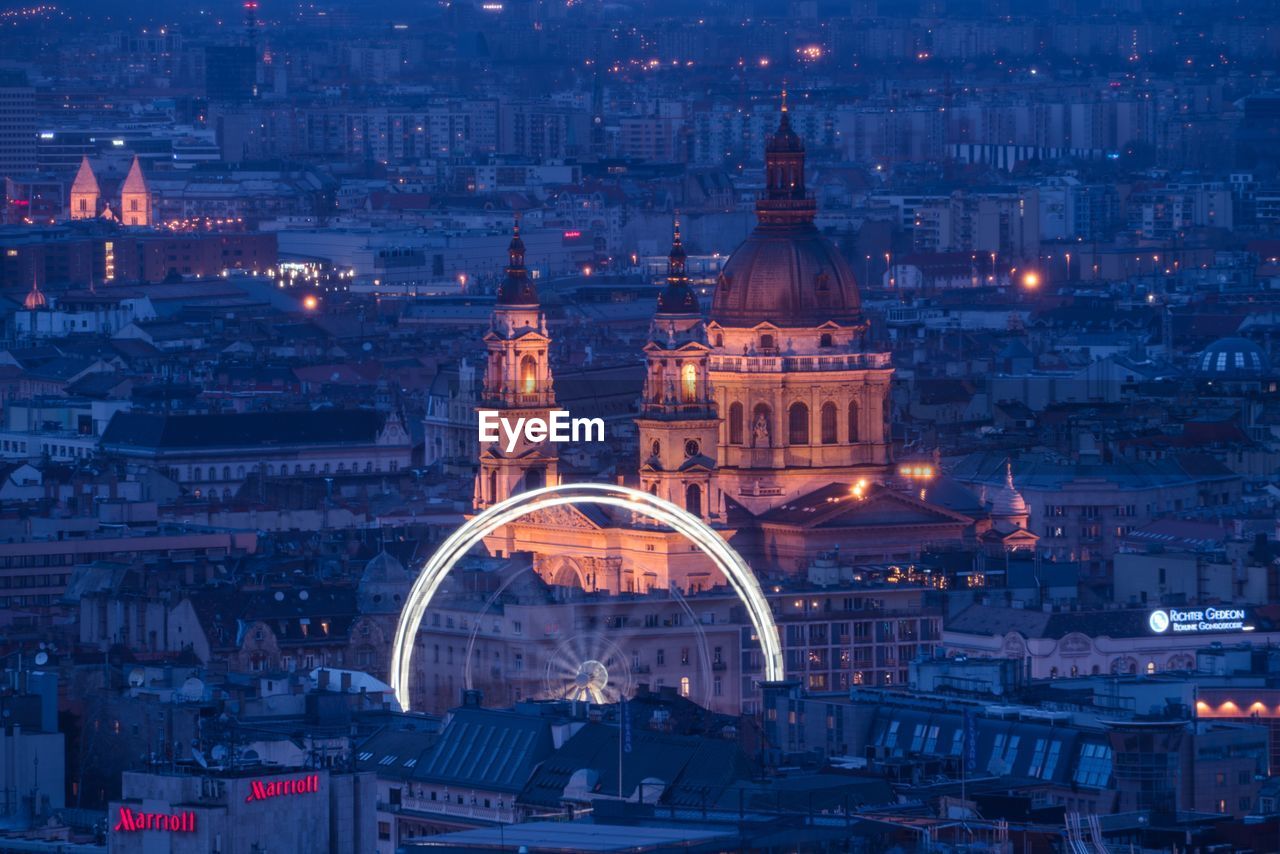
[636,220,721,521]
[69,156,100,220]
[474,217,558,509]
[120,156,150,227]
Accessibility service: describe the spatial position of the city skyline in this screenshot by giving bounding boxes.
[1,0,1280,852]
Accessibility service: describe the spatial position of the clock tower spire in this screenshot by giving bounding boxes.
[636,218,721,521]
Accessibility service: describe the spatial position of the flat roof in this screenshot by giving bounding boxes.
[407,820,736,852]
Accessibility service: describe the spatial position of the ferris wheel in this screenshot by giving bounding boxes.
[459,562,715,709]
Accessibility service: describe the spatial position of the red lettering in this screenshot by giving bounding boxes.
[245,775,320,802]
[113,807,195,833]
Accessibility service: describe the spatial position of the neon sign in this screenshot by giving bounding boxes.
[1149,607,1249,634]
[114,806,196,832]
[245,773,321,802]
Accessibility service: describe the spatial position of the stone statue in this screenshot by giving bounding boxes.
[752,412,770,447]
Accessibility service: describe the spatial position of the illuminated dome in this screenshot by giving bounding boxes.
[988,461,1028,520]
[1195,337,1268,378]
[712,228,860,327]
[710,99,860,328]
[23,276,46,311]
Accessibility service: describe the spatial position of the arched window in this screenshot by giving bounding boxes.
[750,404,772,447]
[681,363,697,402]
[788,402,809,445]
[519,355,537,394]
[728,402,744,445]
[847,401,859,442]
[222,465,231,480]
[760,333,775,351]
[685,483,702,515]
[488,470,497,503]
[820,402,838,444]
[820,333,833,348]
[525,467,544,492]
[650,366,664,403]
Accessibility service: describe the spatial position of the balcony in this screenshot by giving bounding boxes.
[397,794,517,824]
[710,353,891,374]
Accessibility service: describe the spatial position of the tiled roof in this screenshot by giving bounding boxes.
[412,707,556,794]
[101,409,389,451]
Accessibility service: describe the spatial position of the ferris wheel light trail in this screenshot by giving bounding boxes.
[390,482,785,711]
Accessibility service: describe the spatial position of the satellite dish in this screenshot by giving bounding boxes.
[299,590,310,601]
[362,342,372,351]
[128,668,145,687]
[274,591,285,601]
[34,652,49,666]
[211,744,229,764]
[179,677,205,702]
[193,748,208,769]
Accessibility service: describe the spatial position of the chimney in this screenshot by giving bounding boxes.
[340,671,352,693]
[462,689,482,707]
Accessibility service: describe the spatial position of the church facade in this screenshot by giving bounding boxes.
[69,154,151,226]
[474,104,1013,593]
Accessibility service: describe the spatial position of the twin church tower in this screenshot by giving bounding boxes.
[473,103,894,589]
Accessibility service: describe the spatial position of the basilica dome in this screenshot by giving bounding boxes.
[710,102,861,329]
[712,225,861,327]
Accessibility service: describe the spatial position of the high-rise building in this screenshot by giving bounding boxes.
[0,68,35,180]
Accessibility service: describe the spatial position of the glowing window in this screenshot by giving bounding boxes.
[519,355,537,394]
[681,363,697,402]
